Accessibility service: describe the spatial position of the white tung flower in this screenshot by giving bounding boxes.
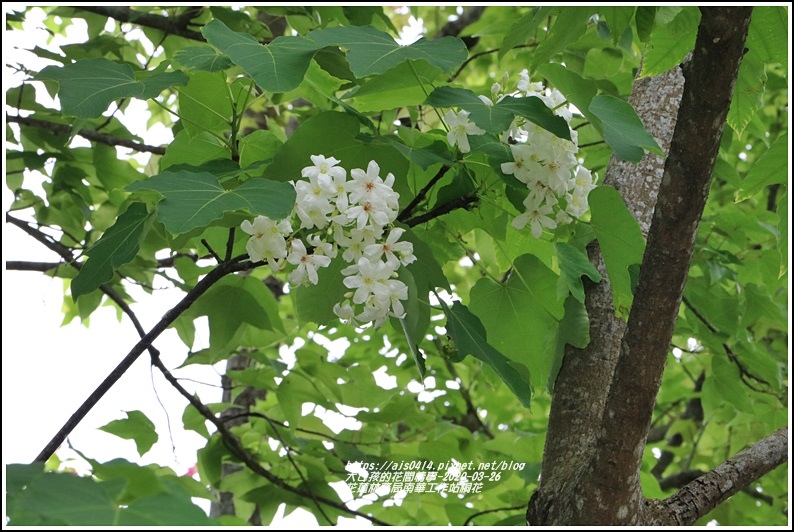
[287,238,332,286]
[241,215,291,264]
[443,109,486,153]
[301,154,346,189]
[364,228,415,269]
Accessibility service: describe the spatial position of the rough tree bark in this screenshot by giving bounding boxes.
[527,7,786,526]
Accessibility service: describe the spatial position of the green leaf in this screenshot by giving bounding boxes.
[685,278,740,333]
[425,86,571,140]
[238,130,283,169]
[399,313,426,380]
[98,410,158,457]
[348,60,442,112]
[262,112,408,200]
[589,94,662,162]
[499,7,556,60]
[71,203,150,300]
[548,296,591,391]
[599,7,637,44]
[6,464,126,525]
[468,254,564,391]
[403,229,451,292]
[745,6,789,70]
[555,242,602,303]
[308,24,468,77]
[530,8,596,70]
[735,133,787,202]
[126,169,295,234]
[119,491,216,526]
[136,69,189,100]
[728,40,766,137]
[36,58,143,118]
[537,63,601,132]
[704,354,755,414]
[277,371,333,427]
[639,7,700,78]
[203,19,321,94]
[173,45,234,72]
[177,71,233,137]
[583,48,625,79]
[184,276,280,349]
[383,137,455,169]
[589,186,646,317]
[293,255,348,326]
[159,130,231,170]
[182,401,210,439]
[635,6,657,44]
[441,300,532,408]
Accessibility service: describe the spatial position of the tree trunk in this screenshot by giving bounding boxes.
[527,7,766,526]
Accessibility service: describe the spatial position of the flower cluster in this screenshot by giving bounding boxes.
[500,69,597,237]
[441,70,597,238]
[241,155,415,328]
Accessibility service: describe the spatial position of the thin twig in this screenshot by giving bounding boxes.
[262,416,334,525]
[33,258,252,463]
[682,297,771,392]
[151,355,391,525]
[397,164,451,223]
[202,239,223,263]
[75,6,206,42]
[404,193,478,227]
[224,228,235,262]
[6,115,166,155]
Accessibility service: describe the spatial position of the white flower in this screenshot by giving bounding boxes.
[501,143,535,183]
[333,301,356,322]
[342,257,393,305]
[345,201,394,231]
[565,190,590,219]
[287,238,332,285]
[478,94,494,107]
[301,154,346,189]
[443,109,486,153]
[384,279,409,318]
[512,196,557,238]
[364,228,415,269]
[517,68,544,97]
[308,233,337,259]
[294,179,335,230]
[241,216,291,263]
[346,160,399,212]
[573,166,597,196]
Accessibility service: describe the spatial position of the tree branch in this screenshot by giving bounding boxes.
[6,115,167,155]
[150,353,391,525]
[33,258,253,463]
[404,193,478,227]
[530,46,687,524]
[6,253,201,273]
[397,164,451,223]
[6,213,77,259]
[682,297,772,392]
[5,260,69,272]
[589,7,754,524]
[645,426,788,525]
[434,6,486,50]
[9,215,389,525]
[443,357,493,438]
[74,6,206,42]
